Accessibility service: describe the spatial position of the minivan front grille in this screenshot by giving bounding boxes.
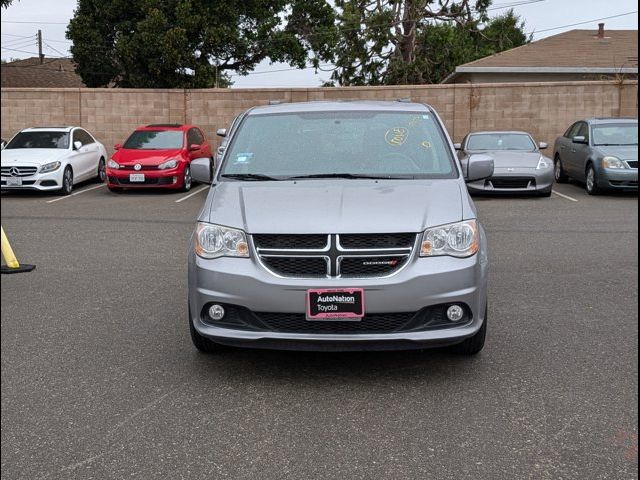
[254,233,416,279]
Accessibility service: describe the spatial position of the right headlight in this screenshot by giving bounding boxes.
[194,222,249,259]
[39,161,61,173]
[420,219,479,258]
[602,156,626,169]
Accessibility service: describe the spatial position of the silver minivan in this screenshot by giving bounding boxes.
[188,101,493,354]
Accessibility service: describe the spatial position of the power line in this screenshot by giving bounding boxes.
[1,20,68,25]
[530,10,638,35]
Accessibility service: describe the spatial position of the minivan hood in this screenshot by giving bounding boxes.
[594,145,638,161]
[0,148,68,165]
[206,180,463,234]
[113,148,183,165]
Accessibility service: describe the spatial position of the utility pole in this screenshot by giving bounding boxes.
[37,29,43,64]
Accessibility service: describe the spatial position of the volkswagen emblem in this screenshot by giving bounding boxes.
[134,164,142,171]
[9,167,20,177]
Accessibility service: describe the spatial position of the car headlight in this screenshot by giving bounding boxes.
[107,159,120,169]
[39,161,61,173]
[536,156,551,169]
[603,156,626,169]
[158,159,179,170]
[194,223,249,259]
[420,219,479,258]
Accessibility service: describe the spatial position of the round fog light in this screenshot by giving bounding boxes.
[208,304,225,321]
[446,305,464,322]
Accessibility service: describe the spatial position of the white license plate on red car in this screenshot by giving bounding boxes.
[306,288,365,321]
[129,173,145,182]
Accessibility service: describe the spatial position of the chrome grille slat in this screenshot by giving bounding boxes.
[253,233,416,279]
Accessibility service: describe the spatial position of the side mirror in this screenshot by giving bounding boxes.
[0,139,6,150]
[216,128,227,138]
[189,144,200,151]
[572,135,587,144]
[73,141,83,150]
[466,154,494,182]
[538,142,548,150]
[453,143,462,150]
[114,143,122,150]
[191,157,212,184]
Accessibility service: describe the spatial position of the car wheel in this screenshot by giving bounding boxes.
[585,164,601,195]
[554,156,568,183]
[189,306,223,353]
[96,157,106,183]
[182,165,192,192]
[59,167,73,195]
[451,305,487,355]
[539,187,552,197]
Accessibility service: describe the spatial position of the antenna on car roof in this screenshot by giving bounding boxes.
[396,97,411,103]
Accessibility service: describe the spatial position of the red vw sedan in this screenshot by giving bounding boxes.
[106,124,213,192]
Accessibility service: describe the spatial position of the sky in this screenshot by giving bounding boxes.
[1,0,638,88]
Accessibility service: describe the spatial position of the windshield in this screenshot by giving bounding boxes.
[466,133,536,151]
[592,124,638,146]
[220,111,457,179]
[5,131,69,149]
[123,130,184,149]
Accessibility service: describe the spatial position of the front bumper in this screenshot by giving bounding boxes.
[188,231,489,351]
[467,167,554,194]
[601,168,638,190]
[1,169,63,191]
[106,166,184,188]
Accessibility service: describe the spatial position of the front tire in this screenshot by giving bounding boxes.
[539,187,552,197]
[554,156,568,183]
[585,164,602,195]
[181,165,192,192]
[59,167,73,195]
[451,306,487,355]
[95,157,106,183]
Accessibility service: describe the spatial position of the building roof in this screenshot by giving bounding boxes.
[1,57,85,88]
[444,28,638,82]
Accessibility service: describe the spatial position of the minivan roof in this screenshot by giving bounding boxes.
[247,100,431,115]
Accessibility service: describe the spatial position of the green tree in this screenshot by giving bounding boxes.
[67,0,336,88]
[329,1,528,86]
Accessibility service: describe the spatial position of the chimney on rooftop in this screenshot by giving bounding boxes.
[597,23,605,39]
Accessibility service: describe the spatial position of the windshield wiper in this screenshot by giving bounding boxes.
[287,173,411,180]
[220,173,282,181]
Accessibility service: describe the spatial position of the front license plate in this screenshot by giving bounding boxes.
[306,288,365,321]
[6,177,22,186]
[129,173,145,182]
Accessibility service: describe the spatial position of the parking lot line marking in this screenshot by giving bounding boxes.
[175,185,209,203]
[552,190,578,202]
[46,184,106,204]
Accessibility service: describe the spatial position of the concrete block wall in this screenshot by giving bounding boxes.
[1,81,637,156]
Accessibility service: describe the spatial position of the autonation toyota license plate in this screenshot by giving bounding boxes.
[129,173,145,182]
[306,288,365,321]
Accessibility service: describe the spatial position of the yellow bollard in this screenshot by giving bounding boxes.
[1,226,35,274]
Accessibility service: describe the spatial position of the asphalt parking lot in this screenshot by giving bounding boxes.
[1,181,637,479]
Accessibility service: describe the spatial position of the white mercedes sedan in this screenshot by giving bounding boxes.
[1,126,107,195]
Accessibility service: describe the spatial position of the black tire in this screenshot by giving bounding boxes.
[451,306,487,355]
[189,307,223,353]
[96,157,106,183]
[181,165,192,192]
[59,167,73,195]
[554,155,569,183]
[585,164,602,195]
[539,187,552,197]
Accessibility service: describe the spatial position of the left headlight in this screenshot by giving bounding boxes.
[603,156,626,169]
[536,156,551,169]
[158,159,179,170]
[420,219,479,258]
[194,223,250,259]
[39,161,61,173]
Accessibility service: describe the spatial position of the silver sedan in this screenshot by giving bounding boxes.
[456,131,554,196]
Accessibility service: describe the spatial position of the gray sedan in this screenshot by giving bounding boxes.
[456,131,554,196]
[553,118,638,195]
